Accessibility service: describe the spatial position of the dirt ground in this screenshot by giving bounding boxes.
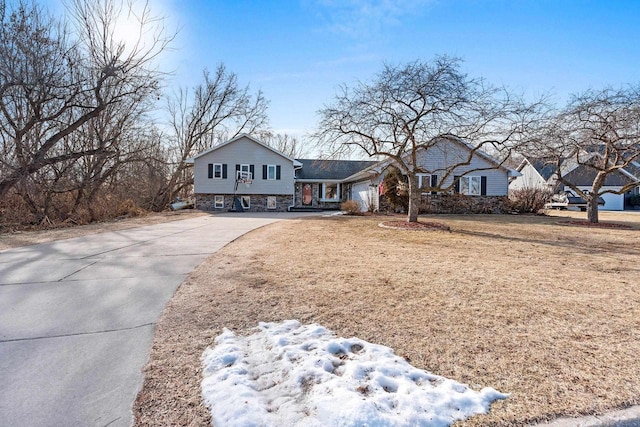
[0,210,206,251]
[131,210,640,426]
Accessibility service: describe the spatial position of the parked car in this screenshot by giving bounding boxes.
[545,190,605,211]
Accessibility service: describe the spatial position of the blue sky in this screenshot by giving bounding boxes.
[47,0,640,139]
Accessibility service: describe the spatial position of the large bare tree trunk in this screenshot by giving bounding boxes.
[587,198,599,223]
[407,174,420,222]
[587,173,605,223]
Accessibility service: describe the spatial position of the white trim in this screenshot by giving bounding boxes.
[459,176,481,195]
[213,163,223,179]
[214,195,224,209]
[267,164,276,180]
[267,196,277,209]
[319,182,341,202]
[240,196,250,209]
[237,164,252,181]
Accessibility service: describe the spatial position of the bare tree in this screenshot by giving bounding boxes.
[262,132,311,158]
[155,65,270,210]
[527,86,640,223]
[315,56,537,222]
[0,0,172,199]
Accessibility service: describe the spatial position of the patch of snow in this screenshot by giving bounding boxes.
[201,320,508,427]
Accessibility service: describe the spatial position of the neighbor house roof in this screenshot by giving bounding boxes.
[525,158,558,181]
[185,134,302,167]
[295,159,378,181]
[563,165,636,187]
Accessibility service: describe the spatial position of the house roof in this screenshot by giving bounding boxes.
[524,158,558,181]
[344,135,520,182]
[523,153,640,186]
[626,161,640,178]
[564,165,636,187]
[295,159,378,181]
[185,134,302,167]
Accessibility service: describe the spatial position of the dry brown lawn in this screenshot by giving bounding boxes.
[129,210,639,426]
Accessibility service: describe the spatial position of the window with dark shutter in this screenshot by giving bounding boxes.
[263,165,268,180]
[250,165,255,180]
[431,174,438,195]
[481,176,487,195]
[276,165,281,180]
[222,164,227,179]
[208,164,213,179]
[454,175,460,193]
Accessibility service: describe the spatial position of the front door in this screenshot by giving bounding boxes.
[302,184,312,205]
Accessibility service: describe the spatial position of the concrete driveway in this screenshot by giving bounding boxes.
[0,212,311,427]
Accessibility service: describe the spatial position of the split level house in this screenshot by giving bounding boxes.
[186,134,519,213]
[510,157,640,211]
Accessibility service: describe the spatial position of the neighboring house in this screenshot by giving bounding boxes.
[509,156,640,211]
[509,158,556,191]
[188,134,518,213]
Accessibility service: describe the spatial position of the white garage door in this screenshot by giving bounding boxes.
[351,181,374,212]
[577,186,624,211]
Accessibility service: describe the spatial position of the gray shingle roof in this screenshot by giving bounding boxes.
[295,159,377,180]
[528,158,557,181]
[564,165,635,186]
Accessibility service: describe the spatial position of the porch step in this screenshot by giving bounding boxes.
[288,206,324,212]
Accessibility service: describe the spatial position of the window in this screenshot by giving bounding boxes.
[240,196,250,209]
[418,174,439,195]
[267,196,277,209]
[458,176,483,195]
[214,195,224,209]
[213,164,223,179]
[263,164,281,180]
[320,183,340,201]
[236,164,253,180]
[208,163,227,179]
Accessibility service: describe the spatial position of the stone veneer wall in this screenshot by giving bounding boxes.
[195,194,294,212]
[420,194,510,214]
[379,194,510,214]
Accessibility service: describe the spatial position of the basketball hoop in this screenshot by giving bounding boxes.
[237,170,252,188]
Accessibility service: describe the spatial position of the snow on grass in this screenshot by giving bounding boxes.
[201,320,508,427]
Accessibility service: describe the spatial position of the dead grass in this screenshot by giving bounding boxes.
[0,210,207,251]
[133,211,640,426]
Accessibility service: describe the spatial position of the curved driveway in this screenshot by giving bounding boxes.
[0,213,310,427]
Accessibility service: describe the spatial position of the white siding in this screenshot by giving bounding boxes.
[351,180,379,212]
[576,186,625,211]
[415,140,510,195]
[509,162,549,191]
[193,136,295,195]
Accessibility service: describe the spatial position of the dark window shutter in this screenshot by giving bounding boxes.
[276,165,281,180]
[481,176,487,195]
[235,164,240,180]
[431,174,438,195]
[222,164,227,179]
[263,165,267,180]
[250,165,255,180]
[208,164,213,179]
[454,175,460,193]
